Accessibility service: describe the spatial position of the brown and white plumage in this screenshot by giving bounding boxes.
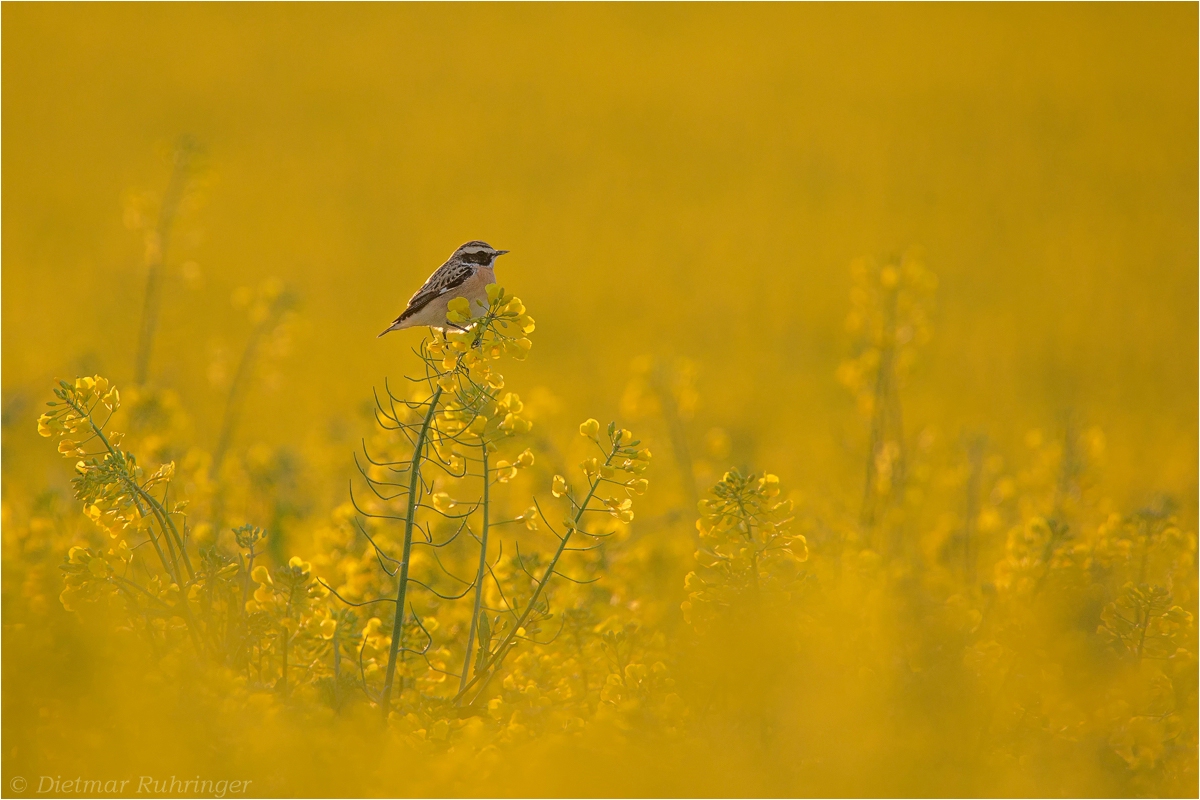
[378,241,509,336]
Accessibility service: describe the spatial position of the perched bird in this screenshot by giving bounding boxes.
[378,241,509,336]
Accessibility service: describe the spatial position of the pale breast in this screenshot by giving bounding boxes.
[459,267,496,308]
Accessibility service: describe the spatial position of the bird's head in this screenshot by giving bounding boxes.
[453,241,509,267]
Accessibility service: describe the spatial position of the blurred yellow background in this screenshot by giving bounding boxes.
[4,4,1195,500]
[2,4,1196,797]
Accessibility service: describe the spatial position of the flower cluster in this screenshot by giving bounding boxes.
[836,251,937,415]
[836,251,938,528]
[682,469,807,631]
[561,419,651,523]
[18,255,1197,798]
[1098,583,1193,661]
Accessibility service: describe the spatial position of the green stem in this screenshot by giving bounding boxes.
[458,444,491,701]
[862,283,900,532]
[455,440,617,704]
[65,399,174,582]
[653,372,698,509]
[1135,602,1156,664]
[378,386,443,722]
[137,488,194,580]
[332,622,342,705]
[70,399,205,653]
[280,594,294,697]
[212,318,268,474]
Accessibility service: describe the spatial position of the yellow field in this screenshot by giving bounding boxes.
[3,5,1196,797]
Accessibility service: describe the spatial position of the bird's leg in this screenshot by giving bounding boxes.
[443,320,484,348]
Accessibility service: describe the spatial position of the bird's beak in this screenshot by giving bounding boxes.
[494,250,510,256]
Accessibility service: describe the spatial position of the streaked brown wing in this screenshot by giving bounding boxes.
[394,262,472,324]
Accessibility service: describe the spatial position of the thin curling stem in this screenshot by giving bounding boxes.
[455,439,618,705]
[76,407,206,656]
[62,394,191,588]
[378,386,443,722]
[458,444,491,701]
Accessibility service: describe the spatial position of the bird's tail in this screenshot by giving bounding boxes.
[377,321,403,338]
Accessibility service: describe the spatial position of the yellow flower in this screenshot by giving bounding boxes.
[627,478,649,495]
[516,448,535,468]
[495,461,518,482]
[112,540,133,563]
[579,418,601,439]
[552,475,568,498]
[499,413,531,434]
[521,506,539,531]
[432,492,456,514]
[447,296,472,323]
[603,497,633,514]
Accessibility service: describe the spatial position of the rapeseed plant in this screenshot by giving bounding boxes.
[838,251,937,540]
[34,279,676,753]
[24,248,1197,796]
[8,95,1195,795]
[130,136,207,386]
[682,469,807,632]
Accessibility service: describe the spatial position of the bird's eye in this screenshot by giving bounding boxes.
[464,251,491,265]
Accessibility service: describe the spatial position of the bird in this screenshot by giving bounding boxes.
[378,241,509,336]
